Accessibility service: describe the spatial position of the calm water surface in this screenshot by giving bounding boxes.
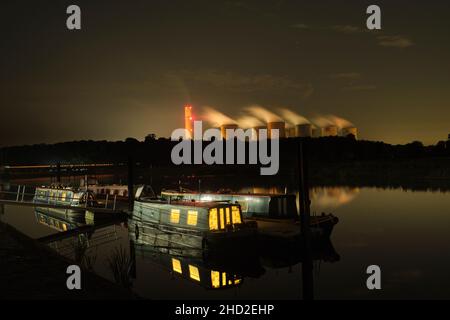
[2,186,450,299]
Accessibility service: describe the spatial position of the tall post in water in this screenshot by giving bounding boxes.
[128,156,134,212]
[298,139,314,300]
[56,162,61,184]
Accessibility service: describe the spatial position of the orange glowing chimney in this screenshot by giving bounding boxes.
[184,104,193,139]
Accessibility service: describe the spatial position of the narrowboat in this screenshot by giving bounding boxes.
[33,185,97,207]
[160,190,339,238]
[132,186,257,250]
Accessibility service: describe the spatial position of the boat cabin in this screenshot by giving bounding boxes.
[161,190,297,218]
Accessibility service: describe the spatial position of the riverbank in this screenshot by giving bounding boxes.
[0,221,137,300]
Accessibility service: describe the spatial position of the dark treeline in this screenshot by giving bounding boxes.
[1,136,449,167]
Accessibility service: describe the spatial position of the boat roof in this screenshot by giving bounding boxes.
[138,198,238,208]
[36,185,87,192]
[161,190,294,198]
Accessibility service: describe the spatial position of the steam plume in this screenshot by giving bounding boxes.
[244,105,282,123]
[278,108,310,125]
[202,106,237,127]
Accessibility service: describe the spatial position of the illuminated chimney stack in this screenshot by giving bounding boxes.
[184,104,193,139]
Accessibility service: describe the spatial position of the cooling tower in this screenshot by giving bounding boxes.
[267,121,286,139]
[252,126,267,140]
[322,125,338,137]
[341,126,358,139]
[312,128,322,137]
[220,124,238,140]
[286,127,296,138]
[295,123,313,137]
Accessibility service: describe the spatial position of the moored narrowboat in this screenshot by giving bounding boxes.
[160,190,339,239]
[132,187,257,250]
[33,185,97,207]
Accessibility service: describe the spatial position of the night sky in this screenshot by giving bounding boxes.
[1,0,449,146]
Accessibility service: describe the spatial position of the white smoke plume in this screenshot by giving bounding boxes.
[202,106,237,127]
[312,114,353,129]
[236,115,264,128]
[278,108,310,125]
[244,105,282,123]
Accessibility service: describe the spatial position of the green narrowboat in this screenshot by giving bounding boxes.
[33,186,97,208]
[132,187,257,250]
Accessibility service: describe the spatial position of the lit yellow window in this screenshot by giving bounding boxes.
[234,279,242,284]
[61,192,66,202]
[211,271,220,288]
[172,258,182,273]
[187,210,198,226]
[219,208,225,229]
[62,223,67,231]
[209,209,218,230]
[232,206,242,224]
[170,209,180,224]
[222,272,227,286]
[225,207,231,225]
[189,265,200,281]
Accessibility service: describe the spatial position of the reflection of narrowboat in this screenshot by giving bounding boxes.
[128,221,264,290]
[34,207,84,232]
[132,187,257,250]
[33,185,97,209]
[161,190,297,219]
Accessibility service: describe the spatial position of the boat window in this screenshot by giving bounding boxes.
[225,207,231,225]
[172,258,182,274]
[62,224,67,231]
[232,206,242,224]
[219,208,225,229]
[211,271,220,288]
[209,208,218,230]
[61,192,66,202]
[187,210,198,226]
[189,265,200,281]
[170,209,180,224]
[222,272,227,286]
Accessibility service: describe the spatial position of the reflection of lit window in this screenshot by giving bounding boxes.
[170,209,180,224]
[209,209,218,230]
[189,265,200,281]
[232,206,242,224]
[225,207,231,225]
[172,258,182,273]
[211,271,220,288]
[219,208,225,229]
[187,210,198,226]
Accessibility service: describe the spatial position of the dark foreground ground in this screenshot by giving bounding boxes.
[0,221,137,300]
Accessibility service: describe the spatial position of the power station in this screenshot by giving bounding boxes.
[182,105,358,140]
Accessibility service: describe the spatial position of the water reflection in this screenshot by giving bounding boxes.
[310,187,360,210]
[28,205,340,296]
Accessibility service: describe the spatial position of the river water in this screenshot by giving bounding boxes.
[1,186,450,299]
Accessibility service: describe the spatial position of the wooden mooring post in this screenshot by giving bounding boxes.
[298,139,314,300]
[128,156,134,212]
